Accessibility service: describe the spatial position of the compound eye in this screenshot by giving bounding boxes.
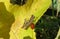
[10,0,27,6]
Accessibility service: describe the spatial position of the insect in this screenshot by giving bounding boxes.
[22,15,35,30]
[10,0,27,5]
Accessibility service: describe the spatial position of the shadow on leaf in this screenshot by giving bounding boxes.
[23,36,32,39]
[0,2,15,39]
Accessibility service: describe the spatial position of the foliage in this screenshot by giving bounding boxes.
[35,15,59,39]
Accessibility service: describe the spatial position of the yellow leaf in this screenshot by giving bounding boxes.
[0,0,51,39]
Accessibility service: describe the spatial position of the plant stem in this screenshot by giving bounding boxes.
[52,0,54,16]
[56,0,59,17]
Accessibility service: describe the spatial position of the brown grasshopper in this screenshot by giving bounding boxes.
[22,15,35,30]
